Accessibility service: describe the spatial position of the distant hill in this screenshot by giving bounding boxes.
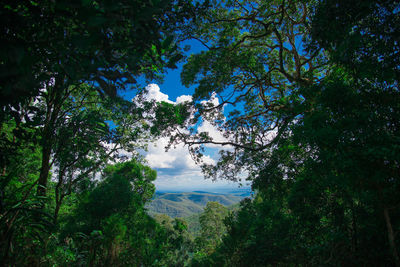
[146,191,247,218]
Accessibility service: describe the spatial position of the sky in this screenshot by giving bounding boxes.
[120,40,249,192]
[141,83,246,192]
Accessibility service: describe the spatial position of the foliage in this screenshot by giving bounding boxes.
[147,0,400,266]
[191,202,229,266]
[310,0,400,83]
[0,0,190,114]
[170,0,328,181]
[1,0,399,265]
[0,0,202,265]
[53,160,192,266]
[0,120,52,266]
[154,214,195,266]
[198,202,228,249]
[218,72,399,265]
[190,0,400,266]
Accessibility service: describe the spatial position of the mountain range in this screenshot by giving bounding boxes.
[146,190,251,218]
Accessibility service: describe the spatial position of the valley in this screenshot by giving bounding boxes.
[146,190,250,218]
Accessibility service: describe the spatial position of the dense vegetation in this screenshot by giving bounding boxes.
[1,0,399,266]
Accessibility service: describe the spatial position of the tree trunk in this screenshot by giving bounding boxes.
[383,206,400,267]
[53,169,66,224]
[37,138,52,196]
[53,200,61,225]
[53,190,66,224]
[36,78,65,197]
[351,200,358,254]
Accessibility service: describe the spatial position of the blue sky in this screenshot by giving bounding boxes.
[120,40,249,192]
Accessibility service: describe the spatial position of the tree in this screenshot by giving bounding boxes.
[0,0,189,112]
[154,214,194,266]
[307,1,400,264]
[61,160,158,266]
[0,0,200,197]
[0,120,54,266]
[218,0,400,265]
[167,0,327,181]
[310,0,400,83]
[198,202,228,253]
[212,195,297,266]
[45,84,152,223]
[167,0,400,265]
[0,0,209,264]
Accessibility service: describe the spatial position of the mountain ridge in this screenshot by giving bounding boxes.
[146,191,249,218]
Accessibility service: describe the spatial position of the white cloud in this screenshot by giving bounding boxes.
[144,135,234,191]
[176,94,192,104]
[201,92,219,107]
[144,83,193,105]
[145,136,215,174]
[197,120,232,149]
[145,83,173,103]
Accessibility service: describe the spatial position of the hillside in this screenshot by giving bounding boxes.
[146,191,247,218]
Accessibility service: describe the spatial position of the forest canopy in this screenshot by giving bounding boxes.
[1,0,399,266]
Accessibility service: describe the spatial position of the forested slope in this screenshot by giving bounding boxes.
[146,192,244,218]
